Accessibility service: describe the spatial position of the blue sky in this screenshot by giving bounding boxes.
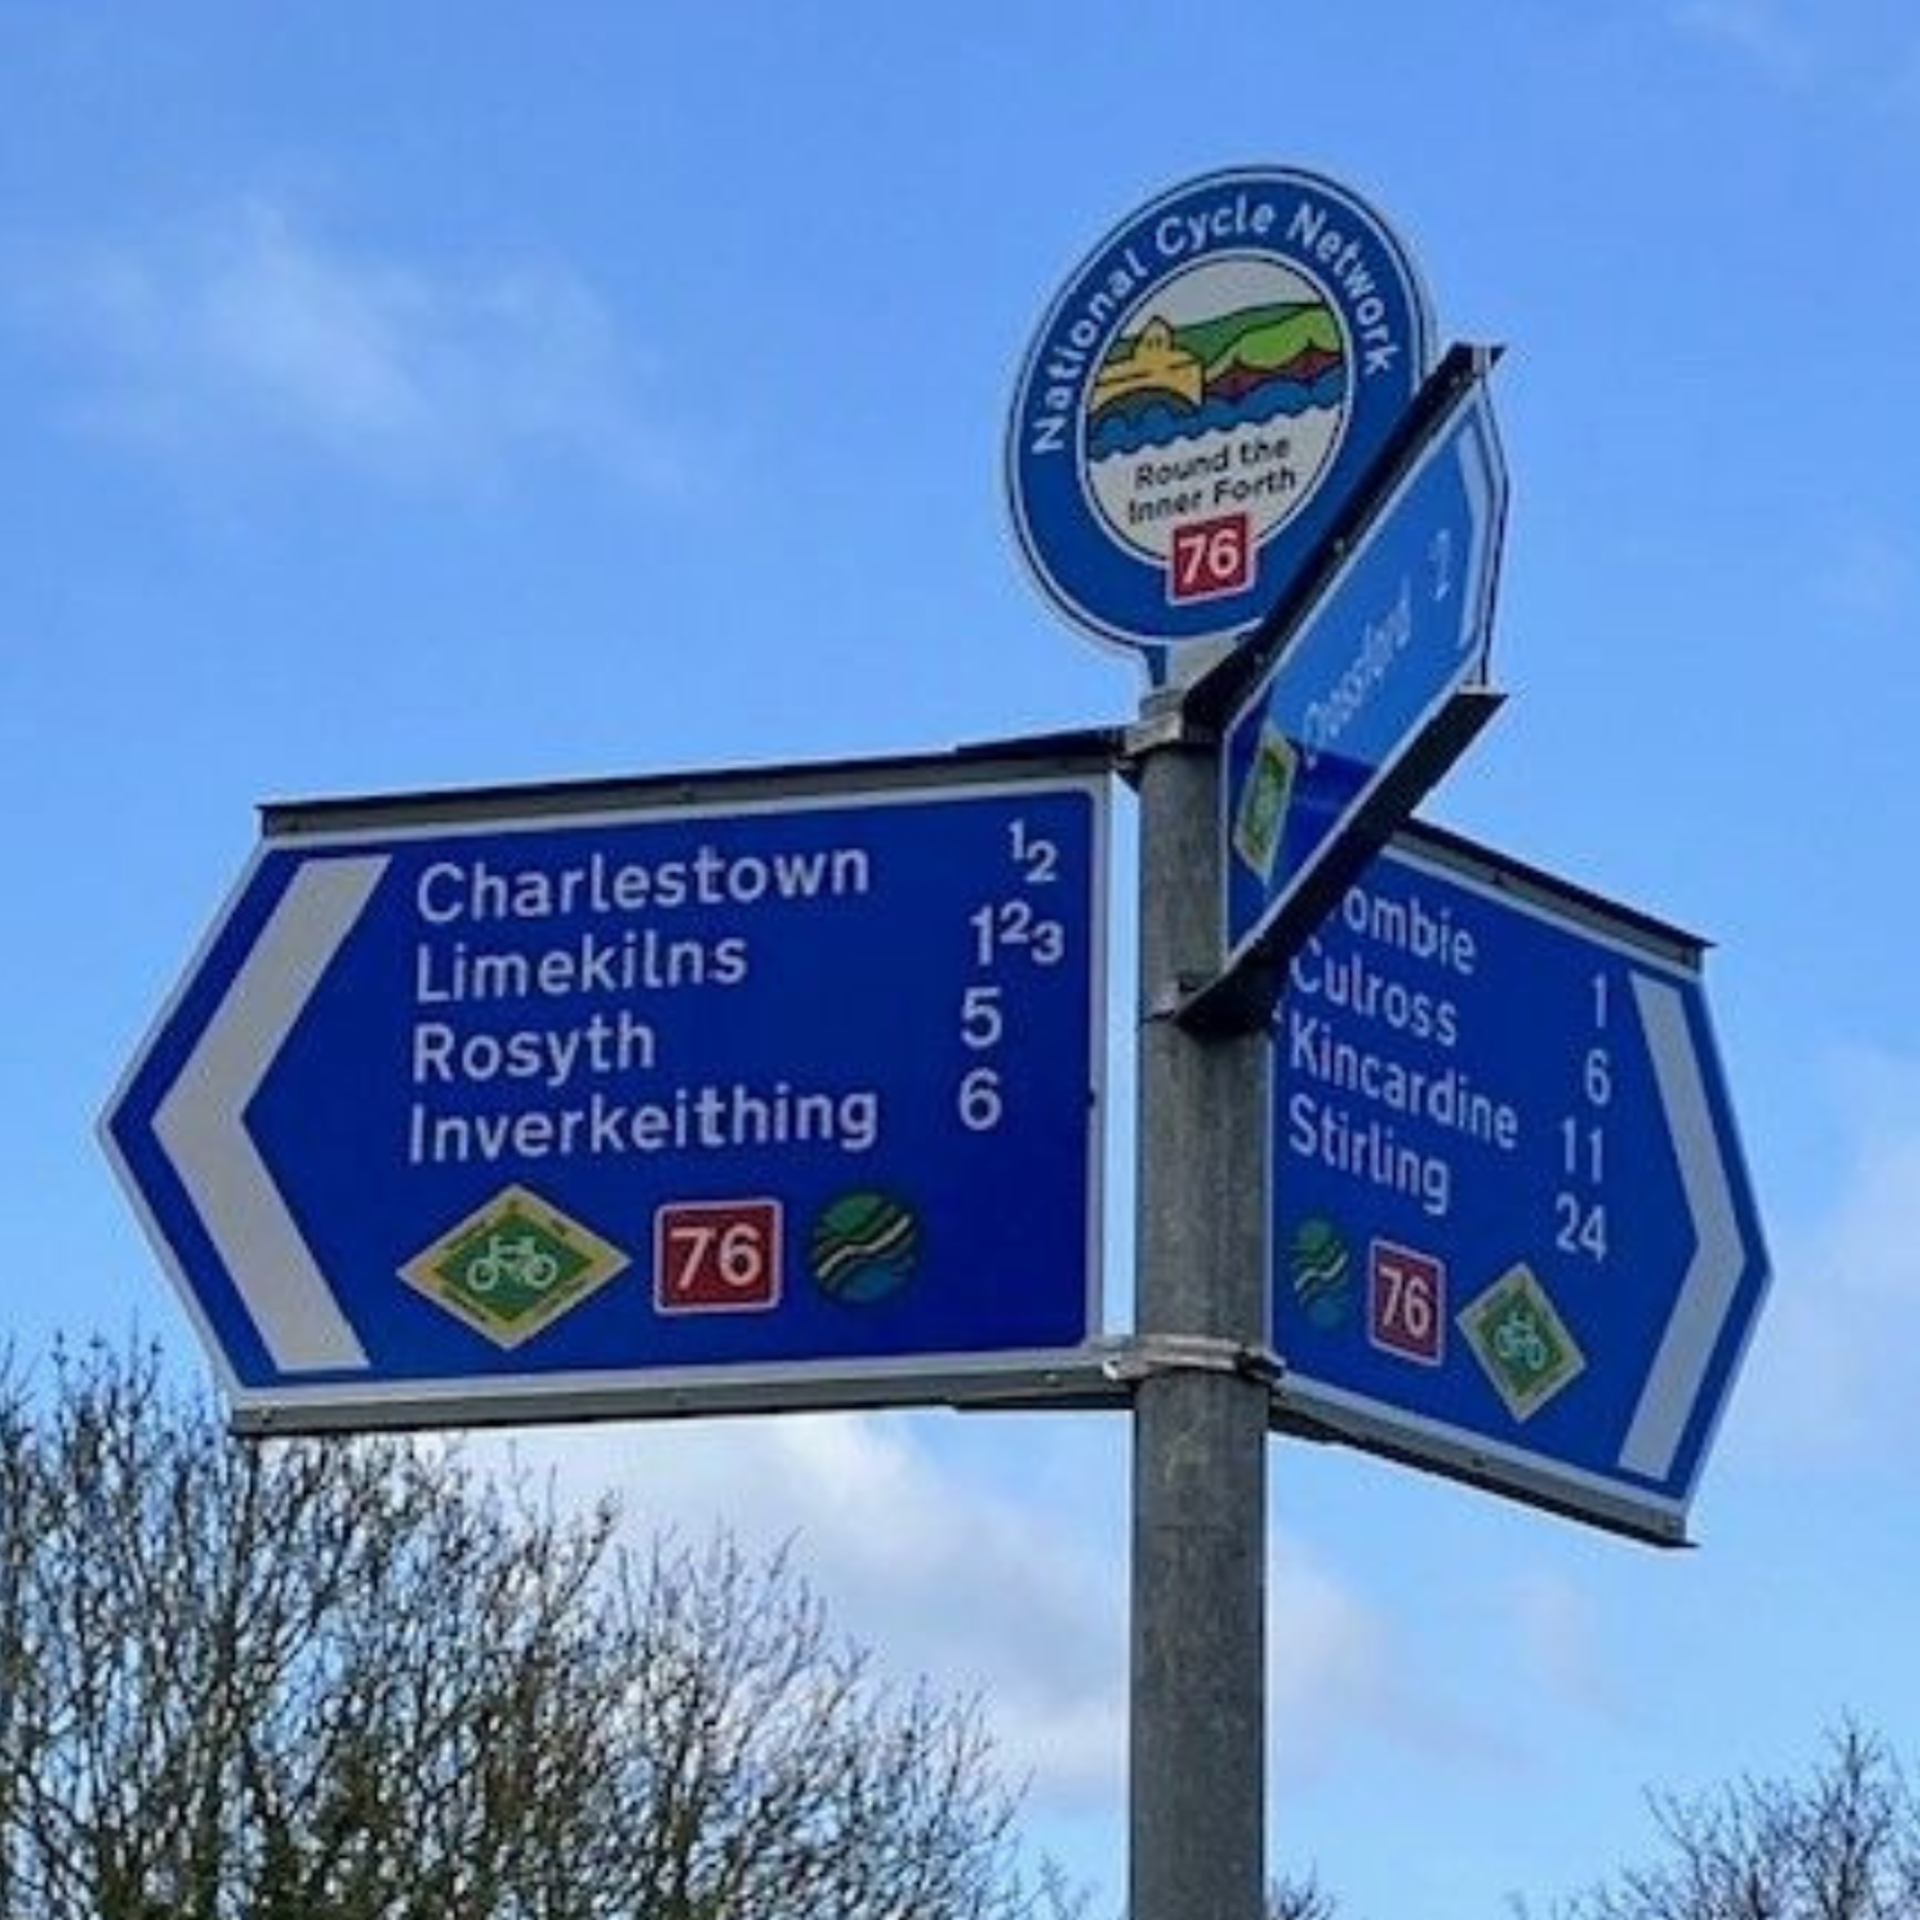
[6,2,1920,1914]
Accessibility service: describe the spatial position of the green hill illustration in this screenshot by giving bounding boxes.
[1181,301,1341,374]
[1090,302,1345,432]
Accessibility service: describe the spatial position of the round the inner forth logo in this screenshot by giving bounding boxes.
[1005,166,1434,671]
[1085,254,1347,566]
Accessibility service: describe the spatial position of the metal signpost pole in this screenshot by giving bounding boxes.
[1130,689,1270,1920]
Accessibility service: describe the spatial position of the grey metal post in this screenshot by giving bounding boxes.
[1130,688,1270,1920]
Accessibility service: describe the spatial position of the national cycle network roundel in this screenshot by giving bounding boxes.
[1005,165,1434,671]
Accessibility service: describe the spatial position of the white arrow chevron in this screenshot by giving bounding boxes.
[1617,973,1746,1480]
[1454,392,1506,666]
[153,856,388,1373]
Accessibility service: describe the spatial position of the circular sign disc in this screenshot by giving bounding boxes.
[1006,166,1434,673]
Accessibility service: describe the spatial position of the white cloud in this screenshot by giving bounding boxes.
[1270,1530,1535,1787]
[497,1413,1130,1809]
[1823,527,1919,623]
[1669,3,1920,117]
[1672,0,1815,83]
[489,1410,1497,1816]
[10,199,679,494]
[1508,1569,1622,1722]
[1890,36,1920,115]
[1268,1535,1404,1780]
[1730,1050,1920,1462]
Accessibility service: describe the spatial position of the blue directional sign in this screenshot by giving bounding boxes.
[1221,375,1507,974]
[102,759,1108,1432]
[1269,828,1769,1543]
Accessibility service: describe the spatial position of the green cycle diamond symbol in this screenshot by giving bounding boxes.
[400,1184,628,1349]
[1458,1261,1585,1422]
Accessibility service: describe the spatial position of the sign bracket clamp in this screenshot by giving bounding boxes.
[1099,1333,1284,1392]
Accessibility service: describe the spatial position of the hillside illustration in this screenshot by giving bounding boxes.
[1087,302,1345,457]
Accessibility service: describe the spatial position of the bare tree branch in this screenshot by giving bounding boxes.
[1562,1722,1920,1920]
[0,1342,1081,1920]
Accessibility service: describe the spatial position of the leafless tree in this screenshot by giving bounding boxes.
[1558,1723,1920,1920]
[1269,1869,1340,1918]
[0,1340,1080,1920]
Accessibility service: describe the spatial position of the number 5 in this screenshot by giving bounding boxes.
[960,985,1004,1050]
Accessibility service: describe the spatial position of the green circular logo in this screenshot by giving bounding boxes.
[810,1191,919,1306]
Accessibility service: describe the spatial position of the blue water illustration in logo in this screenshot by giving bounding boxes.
[1087,370,1349,462]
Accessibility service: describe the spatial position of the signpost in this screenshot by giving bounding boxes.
[1212,368,1508,991]
[102,750,1111,1432]
[99,161,1775,1920]
[1268,825,1769,1541]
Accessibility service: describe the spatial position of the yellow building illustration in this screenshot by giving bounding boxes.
[1091,316,1204,414]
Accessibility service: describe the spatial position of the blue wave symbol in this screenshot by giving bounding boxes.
[1088,371,1346,462]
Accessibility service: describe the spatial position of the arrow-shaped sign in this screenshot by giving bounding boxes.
[1267,824,1769,1544]
[1206,367,1508,1011]
[102,755,1111,1433]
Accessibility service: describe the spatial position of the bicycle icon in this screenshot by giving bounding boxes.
[465,1232,560,1296]
[1491,1308,1550,1375]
